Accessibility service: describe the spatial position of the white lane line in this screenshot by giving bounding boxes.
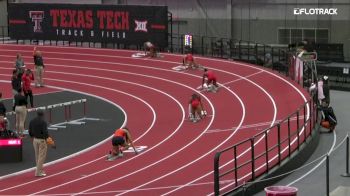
[29,180,234,196]
[0,59,217,193]
[0,47,305,195]
[203,59,310,196]
[112,80,245,196]
[26,51,274,196]
[23,72,215,195]
[0,54,266,195]
[0,51,241,193]
[15,46,310,194]
[116,53,309,195]
[195,70,264,90]
[5,53,253,196]
[161,67,278,196]
[221,70,264,86]
[206,116,305,134]
[0,76,160,191]
[0,80,129,182]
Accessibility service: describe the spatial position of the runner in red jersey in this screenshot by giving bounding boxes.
[183,53,198,69]
[202,68,219,92]
[188,94,206,122]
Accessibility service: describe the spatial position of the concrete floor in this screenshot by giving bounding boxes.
[255,90,350,196]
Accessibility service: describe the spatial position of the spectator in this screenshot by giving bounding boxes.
[317,77,325,104]
[0,116,10,138]
[29,110,49,177]
[319,101,337,132]
[33,48,45,87]
[11,69,22,110]
[0,93,10,133]
[303,39,315,53]
[0,115,6,137]
[22,69,34,108]
[15,53,25,77]
[264,53,273,68]
[323,75,330,104]
[14,88,27,137]
[0,92,6,116]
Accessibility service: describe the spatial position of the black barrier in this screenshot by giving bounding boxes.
[213,94,317,196]
[8,3,168,47]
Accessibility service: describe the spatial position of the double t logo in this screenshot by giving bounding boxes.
[29,11,45,33]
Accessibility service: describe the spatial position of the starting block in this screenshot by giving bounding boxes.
[172,65,188,71]
[123,146,148,153]
[131,52,147,58]
[106,146,147,161]
[196,83,218,93]
[197,64,205,70]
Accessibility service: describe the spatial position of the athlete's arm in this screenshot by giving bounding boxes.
[125,130,138,154]
[202,74,207,87]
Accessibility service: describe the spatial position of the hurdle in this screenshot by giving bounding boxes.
[6,99,100,131]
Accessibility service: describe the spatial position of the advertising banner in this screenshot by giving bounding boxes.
[8,3,168,47]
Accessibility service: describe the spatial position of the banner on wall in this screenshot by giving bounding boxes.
[8,3,168,47]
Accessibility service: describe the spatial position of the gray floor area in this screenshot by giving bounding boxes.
[255,90,350,196]
[0,91,125,176]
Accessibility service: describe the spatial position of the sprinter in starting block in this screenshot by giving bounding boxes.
[107,127,137,161]
[202,68,219,92]
[183,53,199,69]
[144,41,157,57]
[172,53,202,71]
[131,41,158,58]
[188,93,207,123]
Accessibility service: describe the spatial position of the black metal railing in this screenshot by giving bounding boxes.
[169,33,288,67]
[0,26,290,74]
[217,132,350,196]
[213,93,318,196]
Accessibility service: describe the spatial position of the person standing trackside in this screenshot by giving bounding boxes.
[14,88,27,137]
[33,47,45,87]
[11,70,22,110]
[323,76,330,104]
[29,110,49,177]
[22,69,34,108]
[317,77,325,104]
[15,53,25,77]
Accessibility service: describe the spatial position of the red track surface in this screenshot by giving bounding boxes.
[0,44,310,195]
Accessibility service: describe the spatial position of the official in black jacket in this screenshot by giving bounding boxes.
[11,70,22,110]
[29,110,49,177]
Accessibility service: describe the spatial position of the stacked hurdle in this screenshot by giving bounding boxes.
[6,99,100,131]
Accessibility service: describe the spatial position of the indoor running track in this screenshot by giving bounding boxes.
[0,44,310,196]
